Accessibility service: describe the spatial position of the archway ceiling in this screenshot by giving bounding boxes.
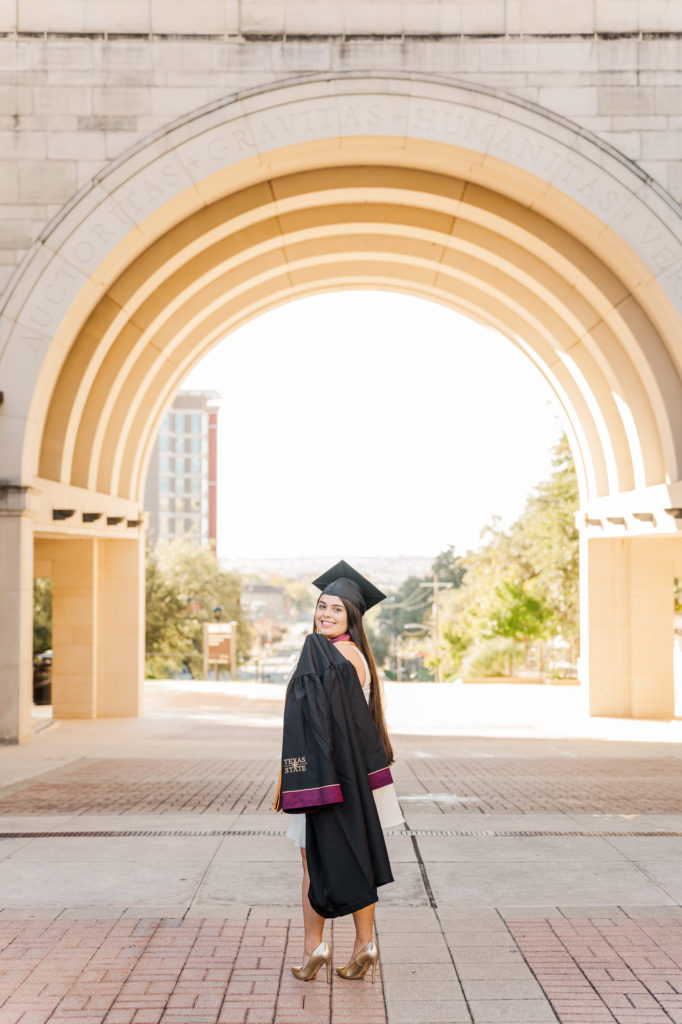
[37,159,679,508]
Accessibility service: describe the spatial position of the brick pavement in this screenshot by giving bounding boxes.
[0,760,276,817]
[403,757,682,815]
[507,911,682,1024]
[3,735,682,1024]
[2,756,682,817]
[5,910,682,1023]
[0,915,386,1024]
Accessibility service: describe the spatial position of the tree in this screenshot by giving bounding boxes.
[365,619,390,666]
[371,547,467,677]
[440,434,579,678]
[145,537,252,678]
[485,580,553,672]
[442,625,468,673]
[431,545,466,587]
[375,574,431,636]
[33,577,52,655]
[507,434,580,646]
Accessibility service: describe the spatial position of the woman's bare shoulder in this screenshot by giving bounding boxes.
[334,641,365,674]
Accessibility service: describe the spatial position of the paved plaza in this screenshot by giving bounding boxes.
[2,684,682,1024]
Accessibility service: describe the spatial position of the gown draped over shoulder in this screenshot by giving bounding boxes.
[286,642,404,849]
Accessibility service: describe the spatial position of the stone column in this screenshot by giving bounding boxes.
[0,487,35,743]
[582,534,679,719]
[36,534,145,719]
[43,537,99,719]
[96,536,144,716]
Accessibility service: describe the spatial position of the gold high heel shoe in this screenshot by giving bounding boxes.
[335,940,380,983]
[291,939,332,983]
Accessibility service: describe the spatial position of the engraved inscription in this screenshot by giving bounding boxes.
[18,329,50,356]
[179,99,409,180]
[65,160,189,273]
[6,86,682,365]
[613,200,682,277]
[117,163,183,220]
[408,103,497,148]
[26,261,82,332]
[65,203,131,268]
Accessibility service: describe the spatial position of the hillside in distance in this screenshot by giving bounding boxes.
[221,554,434,594]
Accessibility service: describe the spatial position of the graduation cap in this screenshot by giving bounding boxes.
[312,559,387,616]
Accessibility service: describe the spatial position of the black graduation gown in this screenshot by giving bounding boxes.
[280,633,394,918]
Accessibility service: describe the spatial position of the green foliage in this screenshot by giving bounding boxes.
[507,434,580,645]
[485,581,553,648]
[373,547,466,677]
[373,573,433,676]
[441,433,580,678]
[431,545,466,587]
[466,637,523,678]
[376,551,465,638]
[378,574,432,634]
[33,577,52,656]
[366,620,390,665]
[442,627,468,673]
[145,537,252,678]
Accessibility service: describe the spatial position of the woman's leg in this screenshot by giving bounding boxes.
[300,849,325,956]
[349,902,375,960]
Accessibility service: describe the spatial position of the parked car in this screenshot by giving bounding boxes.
[33,649,52,705]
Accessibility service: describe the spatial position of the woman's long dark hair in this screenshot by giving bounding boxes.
[313,596,395,765]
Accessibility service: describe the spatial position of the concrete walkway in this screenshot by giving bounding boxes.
[1,683,682,1023]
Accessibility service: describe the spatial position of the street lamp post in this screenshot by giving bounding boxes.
[402,623,428,681]
[212,606,223,680]
[229,620,238,680]
[418,573,453,682]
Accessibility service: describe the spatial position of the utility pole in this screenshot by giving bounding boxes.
[434,573,441,683]
[392,604,402,681]
[419,573,453,682]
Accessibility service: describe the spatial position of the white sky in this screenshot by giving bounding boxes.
[182,291,565,561]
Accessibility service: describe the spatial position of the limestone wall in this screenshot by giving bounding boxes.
[0,0,680,36]
[1,13,681,296]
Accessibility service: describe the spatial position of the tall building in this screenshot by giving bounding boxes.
[144,390,220,548]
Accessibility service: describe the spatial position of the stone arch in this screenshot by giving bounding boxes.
[2,73,682,740]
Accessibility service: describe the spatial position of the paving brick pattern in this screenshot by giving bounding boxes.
[0,916,386,1024]
[2,757,682,817]
[508,912,682,1024]
[0,760,277,817]
[405,757,682,814]
[6,911,682,1024]
[3,753,682,1022]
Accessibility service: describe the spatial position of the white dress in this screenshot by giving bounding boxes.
[286,643,404,848]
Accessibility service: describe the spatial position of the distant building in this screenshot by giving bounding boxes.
[241,584,291,621]
[144,390,220,547]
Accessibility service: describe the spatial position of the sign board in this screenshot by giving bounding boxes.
[203,621,237,679]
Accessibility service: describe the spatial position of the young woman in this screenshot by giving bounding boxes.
[276,560,404,984]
